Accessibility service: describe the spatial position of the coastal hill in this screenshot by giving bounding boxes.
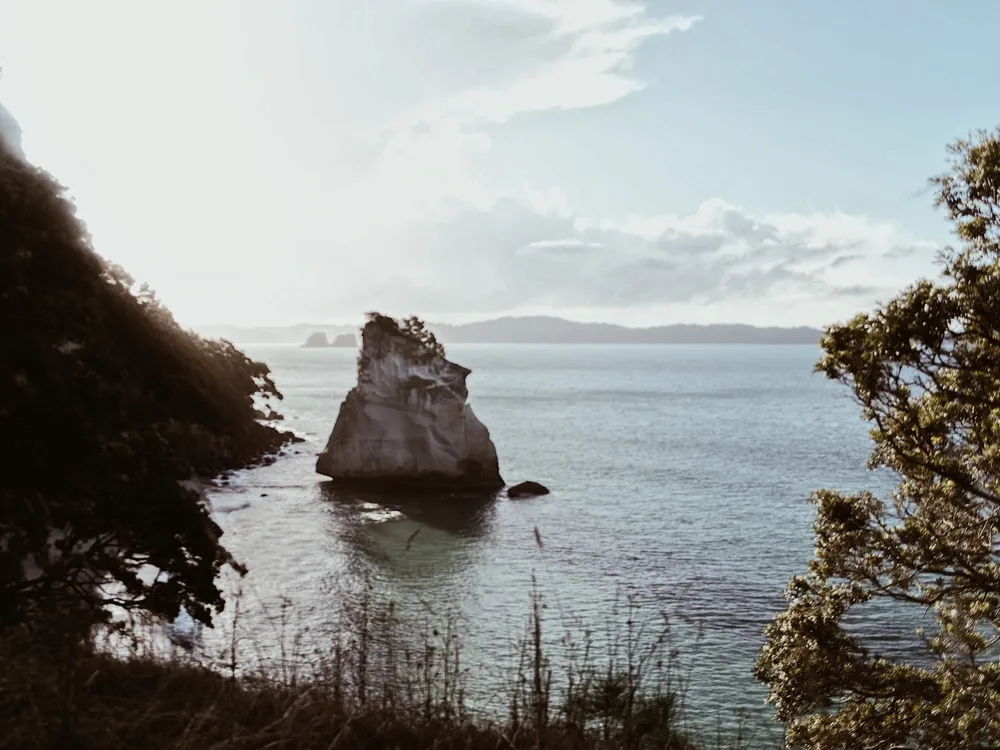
[197,316,824,345]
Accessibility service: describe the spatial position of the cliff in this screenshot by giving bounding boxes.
[316,314,503,489]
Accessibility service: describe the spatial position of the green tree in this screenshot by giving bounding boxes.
[364,312,446,359]
[0,131,295,634]
[755,127,1000,748]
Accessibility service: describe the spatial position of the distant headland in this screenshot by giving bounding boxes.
[198,316,824,345]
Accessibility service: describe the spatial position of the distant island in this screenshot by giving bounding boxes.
[200,316,824,346]
[302,332,357,348]
[302,332,331,348]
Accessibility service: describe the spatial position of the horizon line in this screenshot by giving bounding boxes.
[191,314,827,332]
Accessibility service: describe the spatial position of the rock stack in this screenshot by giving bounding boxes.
[316,314,504,490]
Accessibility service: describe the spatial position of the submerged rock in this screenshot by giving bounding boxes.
[254,407,285,421]
[316,314,503,489]
[507,481,550,498]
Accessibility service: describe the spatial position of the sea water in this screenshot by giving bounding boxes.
[200,343,904,746]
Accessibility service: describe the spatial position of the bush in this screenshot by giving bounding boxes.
[756,127,1000,749]
[0,581,744,750]
[0,136,295,634]
[365,312,446,359]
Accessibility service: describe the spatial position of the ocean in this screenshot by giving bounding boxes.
[197,343,902,746]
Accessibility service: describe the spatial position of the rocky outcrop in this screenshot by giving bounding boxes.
[303,332,357,348]
[316,314,503,489]
[508,481,550,498]
[303,331,332,347]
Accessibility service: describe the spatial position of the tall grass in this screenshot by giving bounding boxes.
[0,574,757,750]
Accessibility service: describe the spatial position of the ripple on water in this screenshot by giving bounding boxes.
[200,344,903,748]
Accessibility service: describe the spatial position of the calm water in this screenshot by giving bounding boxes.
[200,343,900,745]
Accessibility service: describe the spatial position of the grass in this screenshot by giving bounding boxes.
[0,578,757,750]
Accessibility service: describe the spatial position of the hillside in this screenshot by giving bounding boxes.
[195,316,824,345]
[0,125,295,629]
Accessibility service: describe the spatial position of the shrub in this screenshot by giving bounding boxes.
[756,126,1000,748]
[0,136,295,634]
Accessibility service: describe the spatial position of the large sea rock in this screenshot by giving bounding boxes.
[316,315,504,489]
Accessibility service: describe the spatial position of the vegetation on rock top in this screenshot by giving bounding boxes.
[365,312,446,359]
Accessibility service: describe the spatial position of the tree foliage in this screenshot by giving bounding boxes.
[364,312,446,359]
[0,137,295,632]
[755,127,1000,748]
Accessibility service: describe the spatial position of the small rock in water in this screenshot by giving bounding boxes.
[507,481,549,499]
[260,492,269,497]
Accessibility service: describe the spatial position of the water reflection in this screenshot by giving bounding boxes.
[316,482,499,586]
[318,482,499,535]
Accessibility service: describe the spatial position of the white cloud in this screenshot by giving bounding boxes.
[403,10,697,127]
[485,0,647,32]
[522,238,604,253]
[0,1,938,328]
[295,196,937,327]
[361,1,700,220]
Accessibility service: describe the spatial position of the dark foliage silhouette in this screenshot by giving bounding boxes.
[0,138,295,633]
[756,127,1000,748]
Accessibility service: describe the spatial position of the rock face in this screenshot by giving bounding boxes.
[332,333,357,347]
[316,314,503,489]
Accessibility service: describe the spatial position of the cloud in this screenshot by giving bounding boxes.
[826,253,865,268]
[353,1,700,222]
[300,197,937,326]
[830,284,887,298]
[0,1,938,329]
[883,244,922,259]
[403,1,699,127]
[521,238,604,254]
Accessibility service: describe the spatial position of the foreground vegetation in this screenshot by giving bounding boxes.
[756,127,1000,748]
[0,584,756,750]
[0,126,297,633]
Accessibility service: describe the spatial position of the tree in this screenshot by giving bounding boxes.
[364,312,446,359]
[755,127,1000,749]
[0,130,295,635]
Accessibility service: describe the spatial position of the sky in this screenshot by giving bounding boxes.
[2,0,999,329]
